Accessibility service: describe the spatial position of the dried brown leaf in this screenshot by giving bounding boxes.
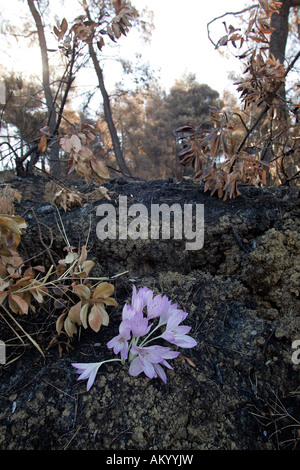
[68,300,82,324]
[90,157,110,181]
[182,355,197,368]
[80,303,89,329]
[97,37,105,51]
[88,304,102,332]
[88,303,109,332]
[56,312,67,335]
[71,134,82,153]
[60,136,73,153]
[10,294,28,314]
[92,281,114,300]
[38,134,47,152]
[60,18,68,36]
[73,283,91,300]
[64,316,77,337]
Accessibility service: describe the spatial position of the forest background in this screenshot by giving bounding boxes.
[0,0,300,187]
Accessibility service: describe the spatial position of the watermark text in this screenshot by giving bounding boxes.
[96,196,204,251]
[292,340,300,364]
[0,81,5,105]
[0,340,6,364]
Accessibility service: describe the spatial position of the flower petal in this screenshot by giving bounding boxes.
[71,362,103,391]
[170,334,197,348]
[153,363,167,383]
[86,366,99,391]
[129,356,143,377]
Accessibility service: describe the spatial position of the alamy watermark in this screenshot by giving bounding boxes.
[0,340,6,364]
[96,196,204,251]
[292,340,300,365]
[0,81,5,105]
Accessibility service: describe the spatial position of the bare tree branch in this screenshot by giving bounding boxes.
[207,5,258,48]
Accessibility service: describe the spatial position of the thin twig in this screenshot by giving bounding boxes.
[232,112,249,133]
[31,208,56,267]
[54,205,70,247]
[207,5,258,47]
[53,44,77,136]
[42,379,76,399]
[0,310,25,345]
[1,304,45,359]
[61,424,84,450]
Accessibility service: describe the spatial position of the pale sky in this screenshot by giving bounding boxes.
[0,0,248,104]
[119,0,247,96]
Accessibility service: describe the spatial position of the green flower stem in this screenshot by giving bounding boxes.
[128,335,140,362]
[140,333,163,347]
[101,357,124,369]
[138,323,163,348]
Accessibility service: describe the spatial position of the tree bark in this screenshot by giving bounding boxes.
[83,2,131,176]
[269,0,292,109]
[87,42,131,177]
[27,0,61,176]
[267,0,300,183]
[270,0,291,64]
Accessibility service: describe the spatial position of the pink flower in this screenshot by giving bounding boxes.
[162,310,197,348]
[129,344,180,383]
[72,286,197,390]
[158,302,188,327]
[131,310,152,337]
[107,319,132,360]
[71,362,103,391]
[122,303,136,321]
[131,285,153,313]
[72,357,122,391]
[147,294,171,320]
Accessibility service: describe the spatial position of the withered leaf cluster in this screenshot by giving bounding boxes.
[53,0,134,53]
[0,213,118,353]
[177,108,272,201]
[215,0,282,52]
[218,1,285,109]
[0,184,22,215]
[177,0,285,200]
[52,187,83,213]
[60,124,110,183]
[236,52,285,109]
[54,245,117,338]
[45,181,112,212]
[0,215,48,316]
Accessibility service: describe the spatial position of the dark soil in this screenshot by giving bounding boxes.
[0,175,299,451]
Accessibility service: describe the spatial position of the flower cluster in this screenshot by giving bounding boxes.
[72,286,197,391]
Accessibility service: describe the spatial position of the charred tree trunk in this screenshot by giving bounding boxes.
[27,0,61,177]
[266,0,300,183]
[270,0,291,64]
[270,0,291,103]
[87,43,131,177]
[269,0,300,96]
[84,3,131,177]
